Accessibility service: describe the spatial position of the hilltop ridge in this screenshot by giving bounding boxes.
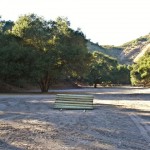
[87,33,150,64]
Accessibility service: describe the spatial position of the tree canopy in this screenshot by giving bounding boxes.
[0,14,91,92]
[131,50,150,86]
[1,14,149,92]
[86,51,130,88]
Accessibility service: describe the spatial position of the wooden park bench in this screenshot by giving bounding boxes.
[54,94,94,110]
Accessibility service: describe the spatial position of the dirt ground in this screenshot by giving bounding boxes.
[0,86,150,150]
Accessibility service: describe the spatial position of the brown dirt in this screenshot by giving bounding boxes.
[0,86,150,150]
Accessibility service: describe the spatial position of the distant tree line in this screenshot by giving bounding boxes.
[0,14,149,92]
[85,51,131,88]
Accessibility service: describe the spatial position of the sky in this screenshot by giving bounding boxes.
[1,0,150,46]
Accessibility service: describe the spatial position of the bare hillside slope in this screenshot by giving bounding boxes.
[87,33,150,64]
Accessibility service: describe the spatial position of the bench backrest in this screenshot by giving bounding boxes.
[54,94,94,109]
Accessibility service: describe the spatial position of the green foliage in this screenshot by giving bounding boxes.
[0,14,91,92]
[55,28,91,78]
[86,52,118,87]
[12,14,51,51]
[2,13,138,92]
[86,51,131,87]
[122,34,150,49]
[0,17,14,33]
[131,51,150,86]
[0,34,36,84]
[111,65,131,84]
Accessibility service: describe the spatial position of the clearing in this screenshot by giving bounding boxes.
[0,86,150,150]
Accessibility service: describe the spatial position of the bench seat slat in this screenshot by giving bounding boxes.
[55,103,93,106]
[57,94,93,96]
[56,95,93,98]
[55,101,93,104]
[55,104,93,107]
[56,99,93,102]
[56,98,93,101]
[54,105,93,109]
[56,98,93,100]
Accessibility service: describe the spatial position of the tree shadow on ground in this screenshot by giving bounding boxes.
[0,94,150,150]
[93,93,150,101]
[0,139,24,150]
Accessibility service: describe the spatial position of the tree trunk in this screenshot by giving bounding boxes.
[94,83,97,88]
[39,75,50,93]
[41,85,49,93]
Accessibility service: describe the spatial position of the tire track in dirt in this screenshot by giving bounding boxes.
[130,113,150,145]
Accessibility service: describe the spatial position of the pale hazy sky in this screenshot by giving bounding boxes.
[1,0,150,45]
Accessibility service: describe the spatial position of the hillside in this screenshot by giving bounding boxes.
[120,34,150,64]
[87,41,123,60]
[133,43,150,62]
[87,33,150,64]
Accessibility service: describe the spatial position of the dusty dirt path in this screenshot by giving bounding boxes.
[0,87,150,150]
